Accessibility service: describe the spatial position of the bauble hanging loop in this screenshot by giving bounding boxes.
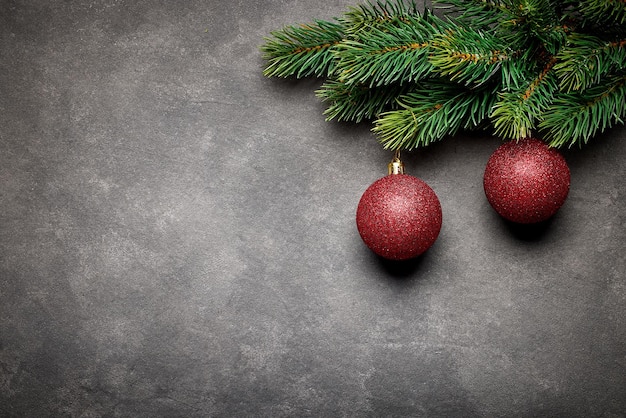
[356,153,442,260]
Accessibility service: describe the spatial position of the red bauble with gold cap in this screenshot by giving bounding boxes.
[356,156,442,260]
[483,138,570,224]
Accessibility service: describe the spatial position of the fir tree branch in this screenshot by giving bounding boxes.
[373,81,499,150]
[261,20,344,78]
[540,73,626,147]
[499,48,540,90]
[554,34,626,92]
[577,0,626,26]
[316,79,412,122]
[428,25,511,86]
[434,0,509,27]
[341,0,420,35]
[510,0,567,54]
[261,0,626,149]
[490,56,559,139]
[334,13,447,87]
[462,0,567,56]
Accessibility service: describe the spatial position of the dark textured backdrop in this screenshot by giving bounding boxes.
[1,1,625,417]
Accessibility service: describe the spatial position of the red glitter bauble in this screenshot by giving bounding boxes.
[483,138,570,224]
[356,174,442,260]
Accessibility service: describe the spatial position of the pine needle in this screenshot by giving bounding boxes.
[491,57,559,139]
[428,25,511,86]
[261,0,626,148]
[261,20,344,78]
[316,79,412,122]
[374,81,499,150]
[554,34,626,92]
[334,13,447,87]
[341,0,420,34]
[541,73,626,147]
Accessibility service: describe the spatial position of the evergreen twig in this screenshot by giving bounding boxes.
[374,81,498,149]
[334,13,446,87]
[554,35,626,92]
[491,56,559,140]
[577,0,626,26]
[261,0,626,149]
[428,25,511,86]
[316,80,413,122]
[541,73,626,147]
[261,20,344,78]
[341,0,421,34]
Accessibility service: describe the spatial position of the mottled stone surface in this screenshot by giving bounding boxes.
[1,1,625,417]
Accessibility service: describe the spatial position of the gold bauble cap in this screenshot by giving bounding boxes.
[387,151,405,175]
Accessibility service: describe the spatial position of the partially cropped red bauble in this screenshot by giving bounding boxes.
[483,138,570,224]
[356,174,442,260]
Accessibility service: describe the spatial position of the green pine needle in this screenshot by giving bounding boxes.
[554,34,626,92]
[316,79,412,122]
[341,0,420,34]
[491,57,559,139]
[374,81,498,150]
[428,25,511,86]
[434,0,504,27]
[261,0,626,149]
[499,49,540,90]
[541,73,626,147]
[261,20,344,78]
[577,0,626,26]
[334,13,446,87]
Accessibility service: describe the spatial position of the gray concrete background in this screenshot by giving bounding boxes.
[1,1,625,417]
